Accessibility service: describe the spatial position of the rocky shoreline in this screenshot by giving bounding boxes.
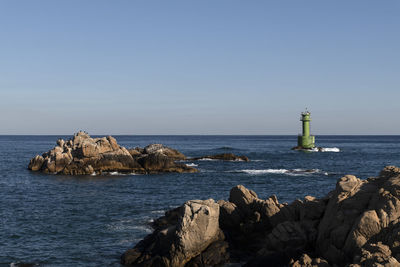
[122,166,400,266]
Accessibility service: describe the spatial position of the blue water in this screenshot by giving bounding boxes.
[1,135,400,266]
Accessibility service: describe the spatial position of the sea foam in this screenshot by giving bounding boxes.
[186,163,198,167]
[310,147,340,152]
[237,168,328,176]
[320,147,340,152]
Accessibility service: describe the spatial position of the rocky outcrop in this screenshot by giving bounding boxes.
[122,166,400,266]
[28,132,197,175]
[121,199,225,266]
[192,153,249,162]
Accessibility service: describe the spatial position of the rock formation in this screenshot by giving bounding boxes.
[28,132,197,175]
[121,166,400,266]
[191,153,249,162]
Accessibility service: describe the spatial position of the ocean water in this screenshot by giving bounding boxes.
[1,135,400,266]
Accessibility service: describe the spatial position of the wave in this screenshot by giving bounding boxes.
[236,168,328,176]
[186,163,198,167]
[197,158,245,162]
[10,263,39,267]
[90,171,138,176]
[320,147,340,152]
[150,210,166,215]
[310,147,340,152]
[106,220,152,233]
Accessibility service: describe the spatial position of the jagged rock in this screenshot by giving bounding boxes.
[143,144,186,160]
[350,242,400,267]
[28,132,197,175]
[317,166,400,265]
[229,185,258,212]
[28,155,45,171]
[290,254,330,267]
[121,166,400,267]
[192,153,249,162]
[137,152,196,174]
[121,199,224,267]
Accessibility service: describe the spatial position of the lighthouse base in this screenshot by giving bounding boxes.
[297,135,315,149]
[291,146,322,151]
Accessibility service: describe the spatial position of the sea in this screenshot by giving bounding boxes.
[1,135,400,266]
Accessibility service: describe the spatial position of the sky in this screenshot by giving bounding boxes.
[0,1,399,135]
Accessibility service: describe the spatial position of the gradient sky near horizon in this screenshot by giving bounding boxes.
[0,1,399,135]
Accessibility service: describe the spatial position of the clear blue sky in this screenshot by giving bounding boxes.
[0,1,399,135]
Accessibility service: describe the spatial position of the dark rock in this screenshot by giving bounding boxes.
[192,153,249,162]
[186,240,230,267]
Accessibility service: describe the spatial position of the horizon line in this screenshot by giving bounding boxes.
[1,134,400,136]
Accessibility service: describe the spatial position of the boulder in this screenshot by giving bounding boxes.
[144,144,186,160]
[28,155,45,171]
[121,199,224,267]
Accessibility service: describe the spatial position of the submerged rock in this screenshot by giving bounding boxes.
[121,166,400,266]
[192,153,249,162]
[28,132,197,175]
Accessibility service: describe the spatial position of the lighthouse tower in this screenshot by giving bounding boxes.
[297,110,315,149]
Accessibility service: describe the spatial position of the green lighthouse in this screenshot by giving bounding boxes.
[297,110,315,149]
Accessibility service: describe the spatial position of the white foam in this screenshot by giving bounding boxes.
[151,211,165,214]
[309,147,340,152]
[238,168,328,176]
[100,172,137,176]
[10,263,38,267]
[198,158,244,162]
[240,169,288,175]
[321,147,340,152]
[106,220,152,233]
[186,163,198,167]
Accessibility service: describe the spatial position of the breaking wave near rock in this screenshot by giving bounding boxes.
[312,147,340,152]
[234,168,329,176]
